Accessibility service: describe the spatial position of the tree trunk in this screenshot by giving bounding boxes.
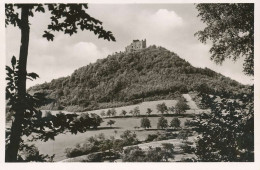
[6,5,30,162]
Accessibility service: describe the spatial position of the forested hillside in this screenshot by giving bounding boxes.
[28,45,249,111]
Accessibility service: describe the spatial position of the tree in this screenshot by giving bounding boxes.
[100,110,106,117]
[195,4,254,76]
[133,106,140,117]
[146,108,152,115]
[195,93,254,161]
[89,113,103,129]
[129,110,134,117]
[194,4,254,162]
[156,103,168,114]
[106,109,112,117]
[107,120,116,127]
[140,117,151,129]
[110,108,117,117]
[157,116,168,129]
[175,98,190,114]
[168,106,175,114]
[177,130,190,142]
[5,3,115,162]
[19,144,54,162]
[121,110,127,117]
[122,146,146,162]
[120,130,139,146]
[161,143,175,162]
[170,117,181,129]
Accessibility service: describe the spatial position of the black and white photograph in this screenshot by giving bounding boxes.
[2,0,259,169]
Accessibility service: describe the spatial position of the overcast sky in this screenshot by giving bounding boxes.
[6,4,253,88]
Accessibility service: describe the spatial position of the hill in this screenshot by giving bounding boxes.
[28,45,249,111]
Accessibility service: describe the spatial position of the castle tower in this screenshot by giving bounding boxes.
[125,39,147,53]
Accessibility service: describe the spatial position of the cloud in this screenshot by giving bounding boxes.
[67,42,110,64]
[148,9,183,30]
[6,4,251,87]
[132,9,184,39]
[26,40,110,87]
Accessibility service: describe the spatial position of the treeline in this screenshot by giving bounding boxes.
[28,45,248,111]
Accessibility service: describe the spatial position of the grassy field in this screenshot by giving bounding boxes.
[42,95,210,117]
[32,116,190,161]
[44,99,178,116]
[27,95,204,162]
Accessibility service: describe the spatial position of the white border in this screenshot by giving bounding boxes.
[0,1,259,170]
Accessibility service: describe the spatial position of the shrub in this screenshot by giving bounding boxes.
[180,143,195,153]
[170,117,181,129]
[145,134,158,142]
[140,117,151,129]
[107,120,116,127]
[157,116,168,129]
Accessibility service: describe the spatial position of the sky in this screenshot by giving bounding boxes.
[5,3,254,88]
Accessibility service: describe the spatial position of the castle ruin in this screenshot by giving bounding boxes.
[125,39,146,53]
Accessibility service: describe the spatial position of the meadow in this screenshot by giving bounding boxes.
[34,116,191,161]
[30,97,202,161]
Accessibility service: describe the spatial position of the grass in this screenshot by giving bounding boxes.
[27,95,204,162]
[31,116,191,161]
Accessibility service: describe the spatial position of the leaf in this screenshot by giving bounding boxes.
[6,66,13,74]
[27,72,39,79]
[42,31,54,41]
[35,5,45,13]
[11,56,16,67]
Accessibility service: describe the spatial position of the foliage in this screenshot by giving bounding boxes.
[5,3,115,162]
[65,131,139,158]
[122,145,175,162]
[156,102,168,114]
[122,146,146,162]
[133,106,140,117]
[140,117,151,129]
[145,134,159,142]
[106,109,112,117]
[6,107,14,122]
[170,117,181,129]
[110,108,117,117]
[177,130,191,141]
[195,90,254,162]
[100,110,106,117]
[161,143,175,161]
[6,57,103,144]
[107,120,116,127]
[28,46,248,112]
[129,110,134,116]
[168,106,175,114]
[195,4,254,76]
[6,4,115,41]
[157,116,168,129]
[175,97,190,114]
[121,110,127,116]
[180,143,195,154]
[19,144,54,162]
[146,108,153,115]
[120,130,139,146]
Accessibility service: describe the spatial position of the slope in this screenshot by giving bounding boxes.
[28,45,248,111]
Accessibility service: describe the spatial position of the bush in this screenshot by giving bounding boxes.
[122,145,175,162]
[140,117,151,129]
[145,134,158,142]
[157,116,168,129]
[170,117,181,129]
[180,143,195,153]
[65,131,140,159]
[20,144,54,162]
[65,147,84,158]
